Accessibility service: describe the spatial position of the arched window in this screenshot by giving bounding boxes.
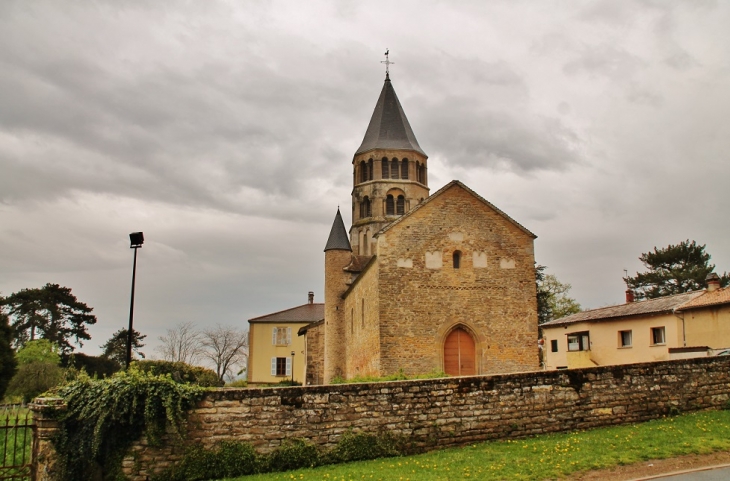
[401,159,409,179]
[360,196,371,219]
[396,195,405,215]
[359,161,367,183]
[419,164,426,184]
[391,159,399,179]
[453,250,462,269]
[381,158,389,179]
[416,161,422,183]
[386,195,395,215]
[367,159,373,180]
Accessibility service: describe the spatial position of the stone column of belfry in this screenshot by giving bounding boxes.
[349,72,430,255]
[323,209,352,383]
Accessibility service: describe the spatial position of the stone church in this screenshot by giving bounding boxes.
[299,72,539,385]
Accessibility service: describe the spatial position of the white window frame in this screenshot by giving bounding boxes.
[567,331,590,352]
[272,327,292,346]
[270,356,292,376]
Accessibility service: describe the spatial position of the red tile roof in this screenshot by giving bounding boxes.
[676,287,730,311]
[541,291,703,327]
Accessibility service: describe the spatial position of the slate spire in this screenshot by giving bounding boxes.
[324,208,352,252]
[355,76,426,156]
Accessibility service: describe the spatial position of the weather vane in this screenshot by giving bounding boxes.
[381,49,394,79]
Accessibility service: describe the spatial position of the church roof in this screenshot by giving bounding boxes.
[354,75,426,157]
[377,180,537,239]
[324,208,352,252]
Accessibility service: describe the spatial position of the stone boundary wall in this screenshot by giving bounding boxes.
[110,357,730,479]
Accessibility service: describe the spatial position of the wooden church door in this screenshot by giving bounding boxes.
[444,327,476,376]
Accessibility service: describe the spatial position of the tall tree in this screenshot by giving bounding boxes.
[536,266,582,324]
[200,325,248,383]
[0,311,17,400]
[1,283,97,353]
[623,240,729,300]
[158,322,203,365]
[100,328,146,365]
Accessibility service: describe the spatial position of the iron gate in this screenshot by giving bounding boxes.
[0,405,34,481]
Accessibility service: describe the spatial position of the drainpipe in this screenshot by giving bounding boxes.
[674,309,686,347]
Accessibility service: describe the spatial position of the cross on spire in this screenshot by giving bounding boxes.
[381,49,394,80]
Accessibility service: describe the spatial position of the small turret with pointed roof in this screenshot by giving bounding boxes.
[324,208,351,252]
[350,58,430,256]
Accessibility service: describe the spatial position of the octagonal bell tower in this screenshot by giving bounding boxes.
[350,72,429,256]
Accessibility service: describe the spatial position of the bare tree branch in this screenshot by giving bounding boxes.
[157,321,203,365]
[200,324,248,382]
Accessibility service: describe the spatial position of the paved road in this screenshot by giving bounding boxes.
[638,465,730,480]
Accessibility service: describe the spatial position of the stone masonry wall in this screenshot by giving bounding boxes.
[343,260,381,378]
[121,357,730,480]
[377,183,539,376]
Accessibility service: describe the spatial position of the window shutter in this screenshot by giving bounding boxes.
[286,357,292,376]
[271,357,277,376]
[286,327,292,345]
[272,328,277,345]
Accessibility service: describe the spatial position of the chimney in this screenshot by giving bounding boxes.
[625,289,635,303]
[308,291,314,304]
[706,273,721,292]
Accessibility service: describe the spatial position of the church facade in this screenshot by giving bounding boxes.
[302,73,540,384]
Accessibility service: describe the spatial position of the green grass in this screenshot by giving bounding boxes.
[224,409,730,481]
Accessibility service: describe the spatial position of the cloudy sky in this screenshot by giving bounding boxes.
[2,0,729,358]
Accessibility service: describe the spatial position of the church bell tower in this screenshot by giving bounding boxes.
[350,70,429,256]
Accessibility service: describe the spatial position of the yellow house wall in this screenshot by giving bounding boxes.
[543,314,681,369]
[342,261,381,379]
[683,305,730,349]
[247,321,309,385]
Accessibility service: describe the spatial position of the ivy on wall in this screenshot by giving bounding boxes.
[52,367,206,481]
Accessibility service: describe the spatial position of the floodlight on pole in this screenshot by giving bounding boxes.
[127,232,144,368]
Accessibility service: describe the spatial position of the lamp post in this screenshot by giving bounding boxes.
[290,350,295,385]
[127,232,144,369]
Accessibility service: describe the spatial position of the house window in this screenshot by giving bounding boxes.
[271,357,291,376]
[651,327,666,345]
[567,331,590,351]
[367,159,373,180]
[550,340,558,352]
[381,158,389,179]
[401,159,409,179]
[619,330,632,348]
[272,327,291,346]
[452,250,461,269]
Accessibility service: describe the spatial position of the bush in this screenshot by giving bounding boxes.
[61,352,121,378]
[7,361,64,403]
[154,442,260,481]
[266,438,321,472]
[133,360,222,387]
[328,430,406,463]
[225,379,248,388]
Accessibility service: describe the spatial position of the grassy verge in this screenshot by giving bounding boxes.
[226,409,730,481]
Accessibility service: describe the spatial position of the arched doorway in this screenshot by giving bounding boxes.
[444,327,476,376]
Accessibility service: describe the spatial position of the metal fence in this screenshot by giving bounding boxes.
[0,405,34,481]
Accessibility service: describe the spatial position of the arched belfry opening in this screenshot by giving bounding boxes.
[443,326,476,376]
